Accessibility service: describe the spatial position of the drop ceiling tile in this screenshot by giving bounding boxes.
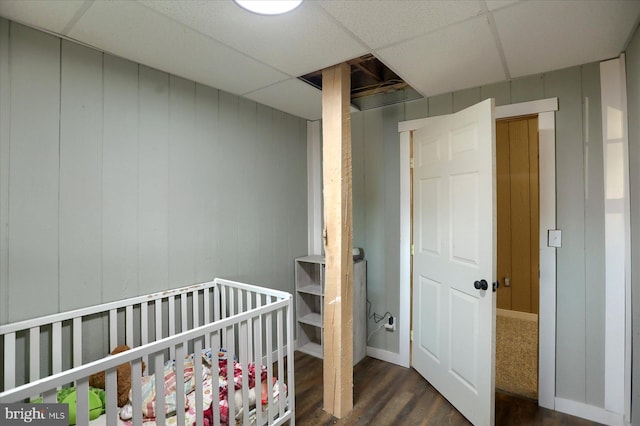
[494,0,640,78]
[139,0,368,77]
[67,0,288,95]
[244,78,322,120]
[318,0,483,49]
[376,15,506,98]
[0,0,87,34]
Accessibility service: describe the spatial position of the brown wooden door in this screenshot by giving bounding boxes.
[496,116,539,314]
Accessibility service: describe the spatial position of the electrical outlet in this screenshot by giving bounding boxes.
[384,315,395,331]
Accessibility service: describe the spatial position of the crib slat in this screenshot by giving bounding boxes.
[131,358,143,426]
[141,302,149,368]
[52,321,62,374]
[277,308,285,417]
[211,343,221,426]
[105,367,118,426]
[181,293,188,332]
[204,288,210,324]
[245,291,253,362]
[75,378,89,426]
[175,344,186,426]
[230,288,235,316]
[192,290,199,328]
[287,303,296,426]
[155,299,162,342]
[214,285,221,322]
[73,317,82,367]
[265,311,274,419]
[29,327,40,382]
[203,290,211,349]
[253,315,263,426]
[42,388,57,403]
[239,320,249,426]
[221,285,227,320]
[194,338,204,426]
[126,305,134,348]
[4,332,15,389]
[109,309,117,350]
[168,297,175,360]
[226,326,235,425]
[154,352,166,426]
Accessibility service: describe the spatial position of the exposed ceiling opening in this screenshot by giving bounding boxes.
[298,54,423,111]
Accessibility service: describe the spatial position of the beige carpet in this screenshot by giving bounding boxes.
[496,310,538,399]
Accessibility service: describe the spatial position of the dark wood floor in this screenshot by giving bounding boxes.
[292,352,603,425]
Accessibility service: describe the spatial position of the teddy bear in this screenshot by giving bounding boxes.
[89,344,145,407]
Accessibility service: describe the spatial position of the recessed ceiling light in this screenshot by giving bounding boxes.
[234,0,303,15]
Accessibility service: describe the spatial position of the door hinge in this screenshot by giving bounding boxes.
[411,245,414,256]
[410,158,414,169]
[410,330,413,342]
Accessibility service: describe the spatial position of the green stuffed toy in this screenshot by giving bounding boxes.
[33,387,105,425]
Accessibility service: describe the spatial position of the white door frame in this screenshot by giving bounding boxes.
[398,98,558,410]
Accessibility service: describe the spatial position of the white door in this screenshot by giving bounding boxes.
[411,98,496,426]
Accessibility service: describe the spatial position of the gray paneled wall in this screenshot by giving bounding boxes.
[354,63,607,407]
[627,24,640,426]
[0,20,307,330]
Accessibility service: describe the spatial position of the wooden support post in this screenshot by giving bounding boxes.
[322,62,354,418]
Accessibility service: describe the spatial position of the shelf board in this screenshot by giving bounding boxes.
[297,284,323,296]
[298,312,322,328]
[297,342,323,359]
[296,255,325,264]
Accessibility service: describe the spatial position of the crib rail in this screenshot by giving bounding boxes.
[1,279,295,426]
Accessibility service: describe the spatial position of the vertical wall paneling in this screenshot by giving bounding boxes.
[216,92,240,280]
[307,120,323,256]
[452,87,481,112]
[102,55,139,301]
[362,108,385,347]
[480,81,510,106]
[383,104,403,353]
[427,93,453,117]
[626,25,640,426]
[581,62,606,407]
[255,104,276,287]
[138,66,169,294]
[8,23,61,321]
[511,74,544,104]
[2,22,308,338]
[194,84,219,283]
[59,41,103,312]
[236,98,259,284]
[544,66,587,401]
[287,117,308,289]
[168,76,197,288]
[0,18,10,325]
[600,57,629,416]
[272,110,291,291]
[351,113,365,251]
[404,98,428,121]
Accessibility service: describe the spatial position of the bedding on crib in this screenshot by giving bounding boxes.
[112,348,285,426]
[0,278,295,426]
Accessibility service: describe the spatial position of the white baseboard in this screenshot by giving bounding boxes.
[555,397,625,426]
[366,346,405,367]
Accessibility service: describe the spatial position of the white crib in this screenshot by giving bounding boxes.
[0,278,295,426]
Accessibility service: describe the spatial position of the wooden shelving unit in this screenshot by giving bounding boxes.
[294,255,366,364]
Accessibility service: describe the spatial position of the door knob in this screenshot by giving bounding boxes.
[474,279,488,291]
